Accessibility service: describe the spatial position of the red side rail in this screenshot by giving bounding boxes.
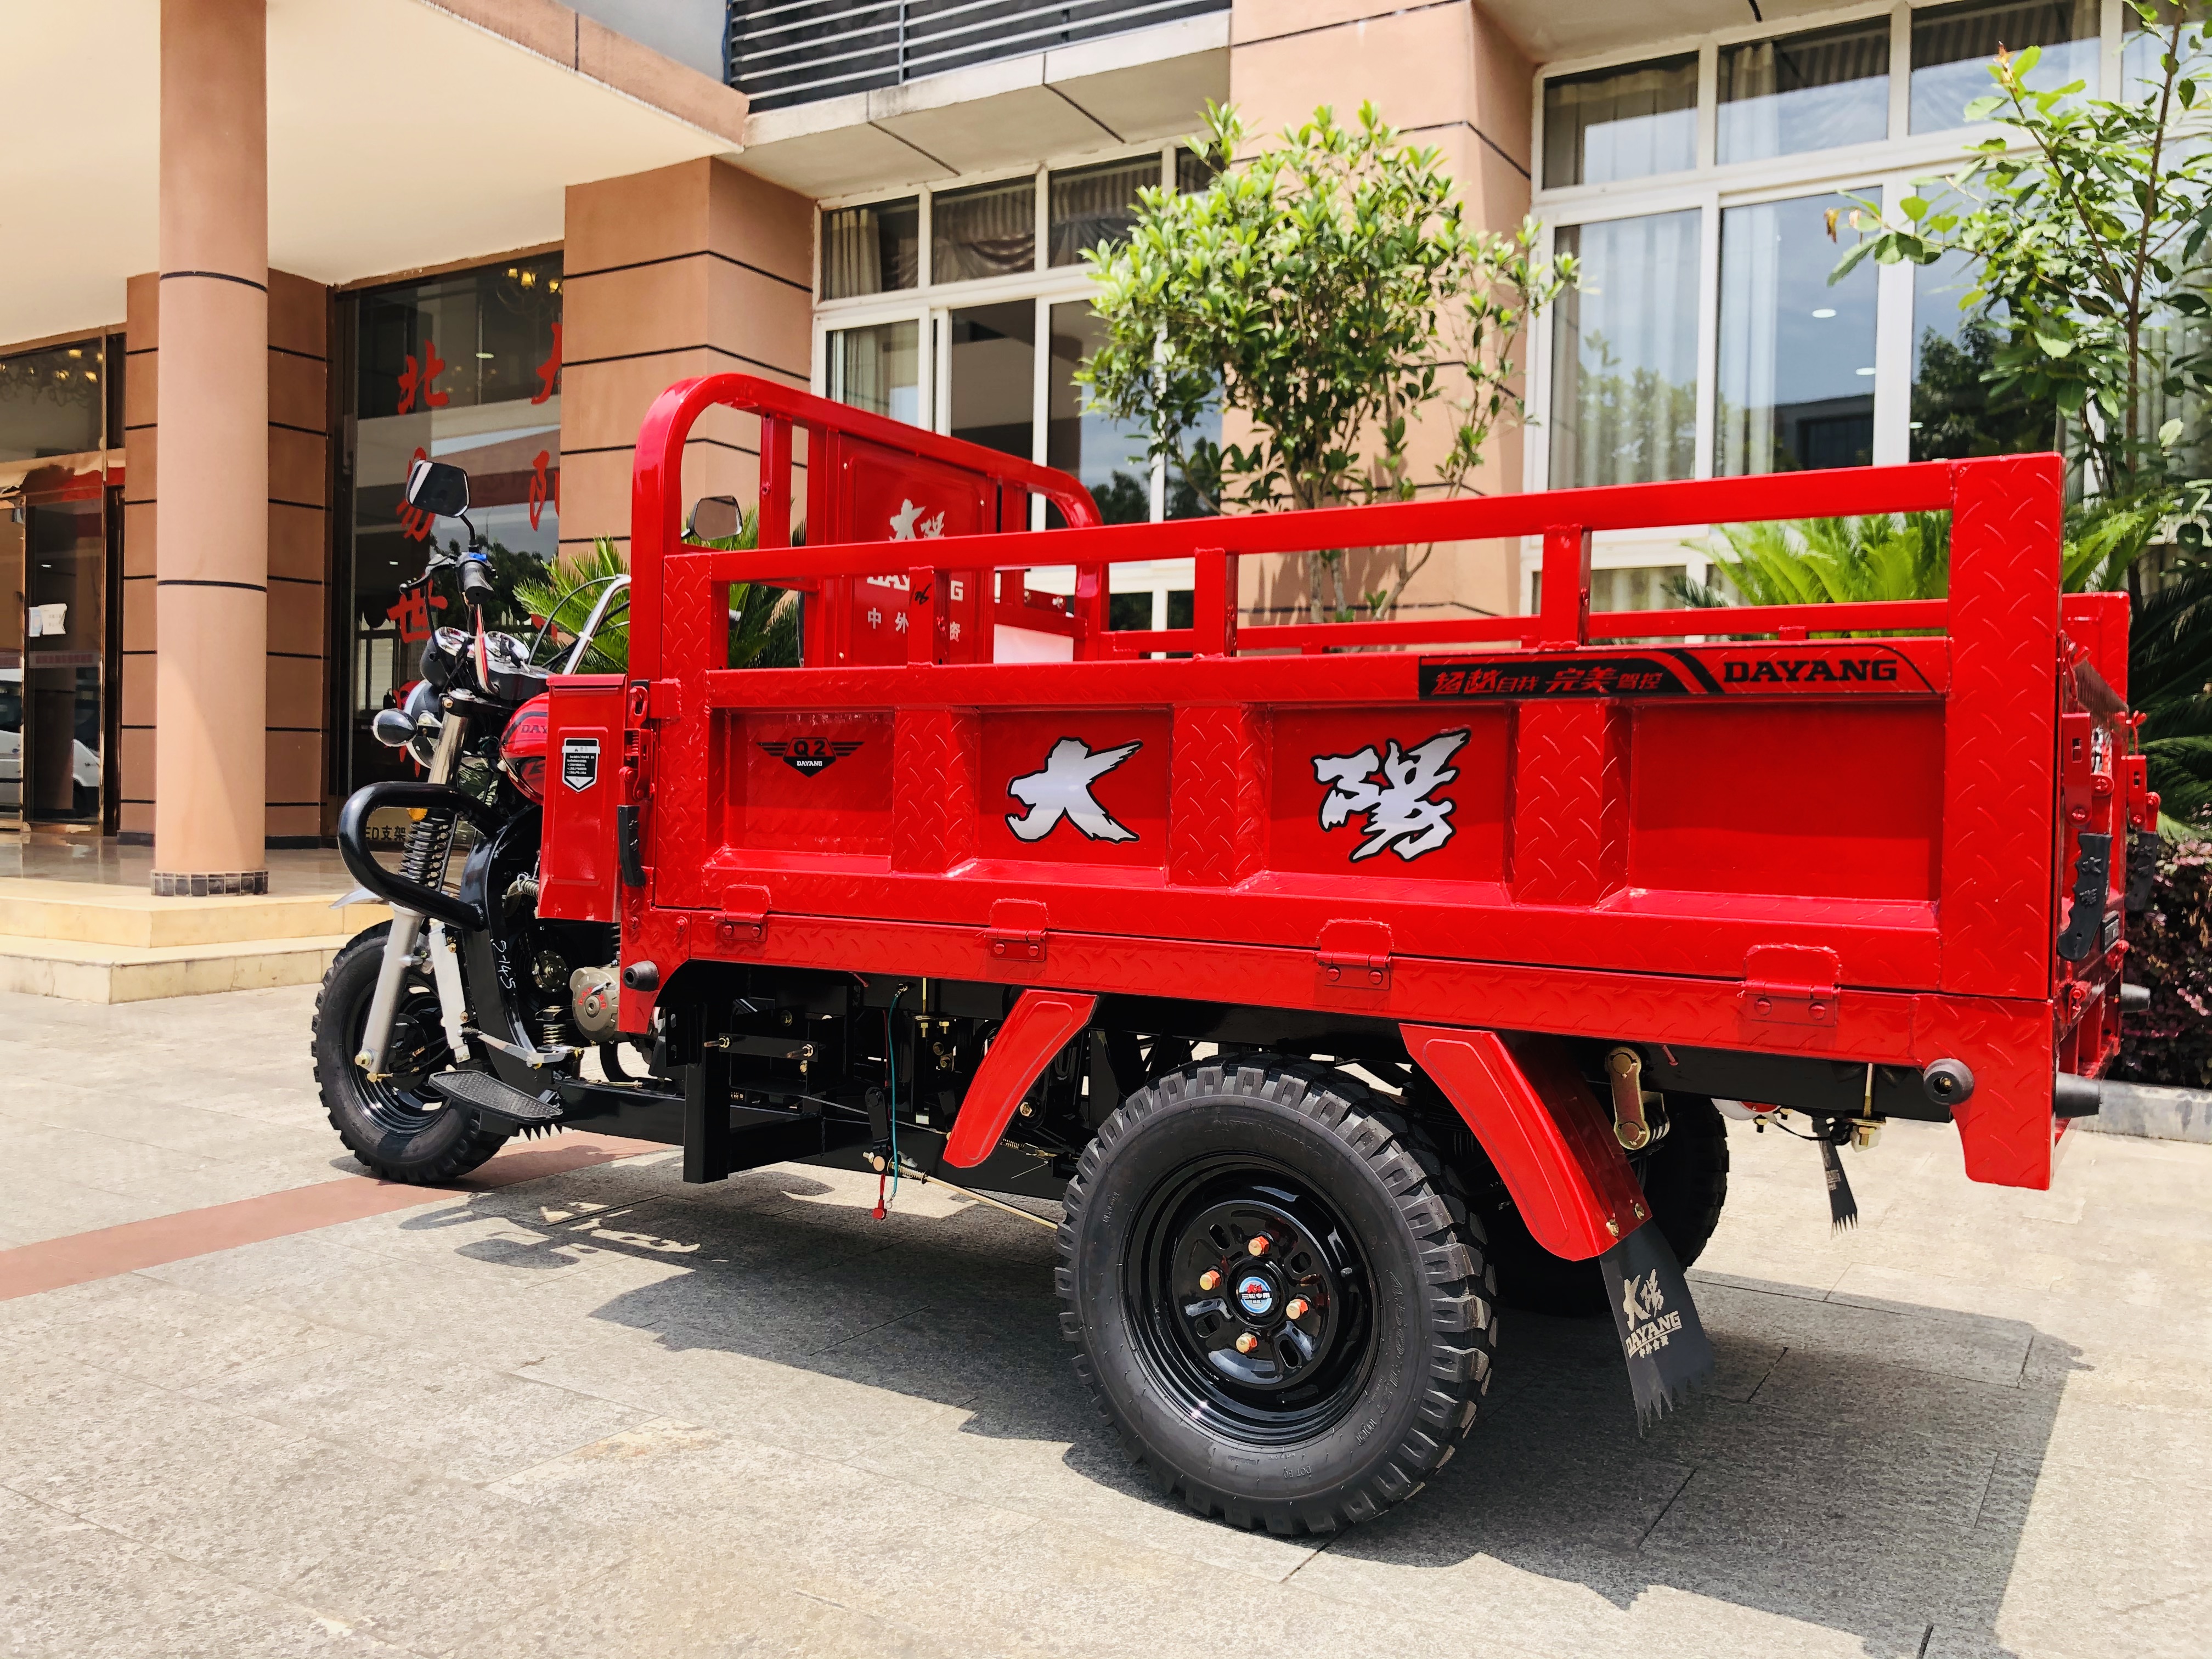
[593,376,2101,1194]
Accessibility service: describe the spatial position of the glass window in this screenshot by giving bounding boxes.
[933,178,1036,283]
[0,342,106,462]
[1594,567,1687,612]
[946,302,1035,460]
[1717,193,1880,475]
[821,198,918,300]
[1047,301,1150,523]
[1164,398,1221,521]
[1910,251,2059,461]
[827,320,921,425]
[1543,55,1698,188]
[347,255,562,787]
[1176,146,1220,195]
[1718,20,1891,163]
[1911,0,2099,132]
[1049,157,1157,267]
[1550,212,1701,488]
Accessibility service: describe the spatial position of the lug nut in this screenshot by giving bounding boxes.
[1246,1235,1270,1257]
[1234,1333,1259,1354]
[1198,1270,1220,1291]
[1285,1298,1310,1320]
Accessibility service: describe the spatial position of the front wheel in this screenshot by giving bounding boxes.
[1058,1059,1497,1534]
[311,923,508,1183]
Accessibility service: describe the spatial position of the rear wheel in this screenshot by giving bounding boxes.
[312,923,508,1183]
[1472,1092,1730,1317]
[1058,1059,1497,1534]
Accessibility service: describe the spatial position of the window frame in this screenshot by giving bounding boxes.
[1523,0,2137,600]
[811,143,1191,534]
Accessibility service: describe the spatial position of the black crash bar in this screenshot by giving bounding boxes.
[336,781,501,932]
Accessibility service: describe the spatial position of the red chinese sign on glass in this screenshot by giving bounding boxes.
[533,324,562,405]
[396,338,448,415]
[385,575,447,644]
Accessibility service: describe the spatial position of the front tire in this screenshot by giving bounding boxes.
[312,923,508,1183]
[1057,1059,1497,1534]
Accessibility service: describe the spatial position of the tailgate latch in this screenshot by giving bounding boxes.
[1317,919,1392,991]
[985,899,1048,963]
[1740,943,1841,1027]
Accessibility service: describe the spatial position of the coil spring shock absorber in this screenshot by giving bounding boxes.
[397,810,455,895]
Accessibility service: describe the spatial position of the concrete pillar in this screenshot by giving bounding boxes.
[1228,1,1533,623]
[152,0,269,895]
[560,158,814,559]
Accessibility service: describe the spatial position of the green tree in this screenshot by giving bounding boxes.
[1833,3,2212,556]
[1077,101,1571,623]
[514,525,798,674]
[2129,563,2212,821]
[1677,515,1954,610]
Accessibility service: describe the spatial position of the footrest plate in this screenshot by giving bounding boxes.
[430,1070,564,1127]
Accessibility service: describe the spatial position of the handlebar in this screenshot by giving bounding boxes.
[458,552,496,607]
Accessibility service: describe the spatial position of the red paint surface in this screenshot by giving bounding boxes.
[1401,1026,1645,1261]
[554,375,2117,1193]
[944,990,1099,1167]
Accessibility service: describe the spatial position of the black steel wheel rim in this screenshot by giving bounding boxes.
[347,971,454,1135]
[1123,1156,1376,1447]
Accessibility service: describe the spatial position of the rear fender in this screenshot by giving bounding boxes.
[943,990,1098,1167]
[1401,1025,1647,1261]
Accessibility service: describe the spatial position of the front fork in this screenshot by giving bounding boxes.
[356,713,470,1077]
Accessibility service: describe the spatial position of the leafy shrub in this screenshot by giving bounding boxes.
[2117,817,2212,1090]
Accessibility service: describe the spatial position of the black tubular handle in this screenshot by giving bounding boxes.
[459,554,496,607]
[336,782,499,931]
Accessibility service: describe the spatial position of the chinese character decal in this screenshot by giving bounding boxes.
[532,323,562,405]
[529,449,552,532]
[1312,729,1471,862]
[385,574,447,644]
[396,338,447,415]
[889,499,945,540]
[1006,738,1142,843]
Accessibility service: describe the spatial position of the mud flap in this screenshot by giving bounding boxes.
[1597,1222,1715,1427]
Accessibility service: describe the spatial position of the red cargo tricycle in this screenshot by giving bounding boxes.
[319,375,2150,1534]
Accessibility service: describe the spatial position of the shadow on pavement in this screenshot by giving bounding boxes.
[403,1166,2072,1659]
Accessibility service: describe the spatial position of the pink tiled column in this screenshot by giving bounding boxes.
[151,0,269,895]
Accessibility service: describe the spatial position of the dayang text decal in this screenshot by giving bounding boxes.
[1419,646,1936,700]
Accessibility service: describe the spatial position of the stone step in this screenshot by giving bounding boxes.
[0,879,387,949]
[0,932,363,1003]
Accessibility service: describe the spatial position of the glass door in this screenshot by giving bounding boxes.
[16,486,107,825]
[0,500,21,827]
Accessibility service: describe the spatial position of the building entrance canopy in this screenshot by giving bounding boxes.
[2,0,747,348]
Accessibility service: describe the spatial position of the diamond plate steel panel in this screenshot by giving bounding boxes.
[1510,701,1629,907]
[1940,455,2062,999]
[893,707,979,872]
[1168,704,1270,887]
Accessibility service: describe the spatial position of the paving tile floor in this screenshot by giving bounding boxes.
[2,983,2209,1657]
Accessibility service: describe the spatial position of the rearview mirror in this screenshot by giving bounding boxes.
[686,495,743,543]
[405,458,471,517]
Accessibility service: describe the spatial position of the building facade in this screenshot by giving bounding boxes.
[1,0,2158,887]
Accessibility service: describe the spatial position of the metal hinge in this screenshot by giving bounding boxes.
[984,899,1048,963]
[1316,919,1393,991]
[1740,943,1841,1027]
[1318,950,1391,990]
[986,928,1046,962]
